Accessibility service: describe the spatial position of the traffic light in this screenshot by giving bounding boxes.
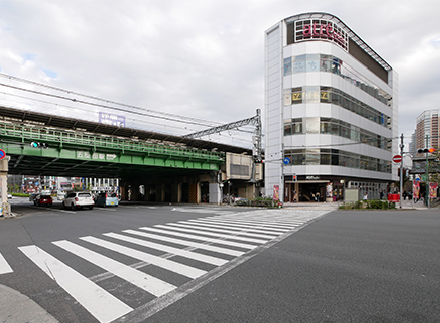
[418,147,435,154]
[30,142,49,149]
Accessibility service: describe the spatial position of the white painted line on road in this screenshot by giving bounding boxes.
[56,210,76,214]
[171,222,280,239]
[96,208,117,211]
[188,219,290,233]
[103,232,228,266]
[18,245,132,323]
[123,230,245,257]
[115,211,333,323]
[53,240,176,297]
[203,217,299,229]
[154,225,269,244]
[138,227,258,250]
[80,236,207,279]
[0,252,13,274]
[214,215,303,226]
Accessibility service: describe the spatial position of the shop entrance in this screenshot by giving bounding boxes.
[297,182,328,202]
[284,182,298,202]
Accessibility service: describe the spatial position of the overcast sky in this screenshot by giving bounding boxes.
[0,0,438,149]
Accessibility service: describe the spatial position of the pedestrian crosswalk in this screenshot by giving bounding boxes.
[14,208,330,323]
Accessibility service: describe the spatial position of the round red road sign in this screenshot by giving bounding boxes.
[0,149,5,160]
[392,155,402,163]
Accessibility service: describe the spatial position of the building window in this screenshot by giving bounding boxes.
[305,117,320,134]
[291,87,303,104]
[283,116,391,152]
[284,57,292,76]
[284,148,391,173]
[292,55,305,74]
[284,53,392,105]
[306,54,320,72]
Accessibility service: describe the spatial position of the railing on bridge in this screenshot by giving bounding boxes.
[0,121,225,163]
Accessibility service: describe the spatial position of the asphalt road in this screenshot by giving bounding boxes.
[152,210,440,323]
[1,198,439,322]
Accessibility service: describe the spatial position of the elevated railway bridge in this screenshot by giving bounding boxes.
[0,106,261,204]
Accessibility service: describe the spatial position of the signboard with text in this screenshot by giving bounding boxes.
[99,112,125,127]
[294,19,349,51]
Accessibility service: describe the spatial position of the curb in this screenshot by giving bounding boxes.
[0,284,58,323]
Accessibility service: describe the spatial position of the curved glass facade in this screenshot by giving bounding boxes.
[265,13,398,202]
[284,54,391,105]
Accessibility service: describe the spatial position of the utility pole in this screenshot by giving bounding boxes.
[399,133,404,208]
[426,134,430,208]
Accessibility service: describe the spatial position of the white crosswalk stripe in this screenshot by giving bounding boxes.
[164,222,280,239]
[103,232,229,266]
[80,236,207,279]
[0,252,13,274]
[53,240,176,297]
[138,226,259,249]
[153,224,270,244]
[186,219,290,234]
[18,209,331,323]
[122,229,246,256]
[18,245,133,323]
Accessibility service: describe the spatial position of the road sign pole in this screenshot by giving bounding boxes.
[399,134,403,209]
[426,135,430,208]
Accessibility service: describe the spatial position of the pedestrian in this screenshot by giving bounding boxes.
[363,192,368,200]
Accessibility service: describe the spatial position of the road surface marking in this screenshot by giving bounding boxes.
[18,245,132,323]
[187,219,291,233]
[139,227,258,249]
[202,217,299,229]
[168,222,279,239]
[123,229,245,257]
[154,224,269,244]
[0,252,13,274]
[53,240,176,297]
[80,236,207,279]
[103,232,228,266]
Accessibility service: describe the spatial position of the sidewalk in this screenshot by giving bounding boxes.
[282,201,340,211]
[0,284,58,323]
[399,198,430,210]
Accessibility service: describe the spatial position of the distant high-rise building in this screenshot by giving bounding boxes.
[415,110,440,151]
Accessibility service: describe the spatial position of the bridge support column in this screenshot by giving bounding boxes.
[0,158,10,217]
[171,183,179,203]
[177,183,182,203]
[209,183,221,205]
[197,182,202,203]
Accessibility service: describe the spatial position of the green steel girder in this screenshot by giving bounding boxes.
[0,121,225,176]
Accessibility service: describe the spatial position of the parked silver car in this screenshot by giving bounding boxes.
[62,191,94,210]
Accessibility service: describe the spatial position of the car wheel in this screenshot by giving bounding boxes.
[115,205,119,207]
[62,202,66,209]
[48,203,52,207]
[71,203,76,211]
[89,206,94,210]
[33,201,37,206]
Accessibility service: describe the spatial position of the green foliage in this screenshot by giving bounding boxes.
[235,198,280,208]
[339,200,395,210]
[12,193,30,197]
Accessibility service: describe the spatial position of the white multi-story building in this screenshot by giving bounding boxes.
[264,12,398,202]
